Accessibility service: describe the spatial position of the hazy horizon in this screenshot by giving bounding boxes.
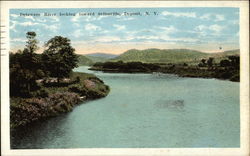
[10,46,240,56]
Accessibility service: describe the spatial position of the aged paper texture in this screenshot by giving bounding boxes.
[1,1,249,156]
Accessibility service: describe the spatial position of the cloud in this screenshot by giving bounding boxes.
[135,35,159,40]
[71,15,107,23]
[10,14,19,18]
[24,16,35,21]
[73,23,80,27]
[195,25,207,31]
[165,37,198,43]
[10,20,39,32]
[155,26,177,33]
[46,16,59,22]
[71,16,80,22]
[200,13,225,22]
[209,24,224,32]
[84,16,107,22]
[113,24,126,30]
[85,23,101,31]
[10,38,26,43]
[200,14,210,20]
[117,17,135,21]
[94,36,121,42]
[122,28,197,43]
[10,21,17,32]
[19,21,39,26]
[162,11,196,18]
[230,20,239,25]
[215,15,225,21]
[72,29,82,38]
[43,24,58,32]
[195,24,224,33]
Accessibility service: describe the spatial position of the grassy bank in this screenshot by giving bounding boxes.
[159,65,239,82]
[10,72,110,129]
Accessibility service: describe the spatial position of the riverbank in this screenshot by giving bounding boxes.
[10,72,110,129]
[89,61,239,82]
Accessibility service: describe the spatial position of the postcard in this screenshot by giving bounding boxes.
[1,1,249,156]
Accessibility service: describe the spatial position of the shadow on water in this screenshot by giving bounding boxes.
[11,113,70,149]
[154,99,185,112]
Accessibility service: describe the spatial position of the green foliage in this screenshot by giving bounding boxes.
[93,61,160,72]
[42,36,79,79]
[29,89,49,98]
[228,55,240,69]
[10,33,110,128]
[111,48,240,65]
[10,33,81,97]
[219,55,240,69]
[113,49,209,64]
[77,55,94,66]
[10,32,45,97]
[220,59,231,67]
[25,32,39,53]
[207,57,214,67]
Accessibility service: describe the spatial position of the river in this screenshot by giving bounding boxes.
[11,66,240,148]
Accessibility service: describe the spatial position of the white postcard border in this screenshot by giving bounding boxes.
[1,1,249,156]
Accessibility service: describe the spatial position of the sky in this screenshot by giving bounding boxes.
[10,8,239,55]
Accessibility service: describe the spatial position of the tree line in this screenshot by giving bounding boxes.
[93,61,160,72]
[10,32,79,97]
[198,56,239,69]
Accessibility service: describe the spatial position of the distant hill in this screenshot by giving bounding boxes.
[78,55,94,66]
[85,53,118,63]
[112,49,209,64]
[85,56,110,63]
[111,48,240,64]
[86,53,117,58]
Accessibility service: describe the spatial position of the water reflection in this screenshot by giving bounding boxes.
[11,113,70,149]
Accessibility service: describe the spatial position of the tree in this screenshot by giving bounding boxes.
[198,59,207,67]
[228,55,240,69]
[220,59,231,67]
[201,59,206,65]
[25,32,39,53]
[42,36,78,81]
[207,57,214,67]
[10,32,44,97]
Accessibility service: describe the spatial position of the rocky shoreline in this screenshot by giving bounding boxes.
[10,72,110,129]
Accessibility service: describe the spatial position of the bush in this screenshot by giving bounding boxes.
[220,59,231,67]
[230,73,240,82]
[68,85,86,96]
[220,72,233,79]
[29,89,48,98]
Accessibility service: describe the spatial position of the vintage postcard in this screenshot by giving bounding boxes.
[1,1,249,156]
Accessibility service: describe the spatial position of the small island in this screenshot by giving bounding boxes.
[10,32,110,129]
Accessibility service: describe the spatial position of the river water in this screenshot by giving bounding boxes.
[11,66,240,148]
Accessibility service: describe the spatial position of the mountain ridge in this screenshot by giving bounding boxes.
[86,53,118,58]
[111,48,239,64]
